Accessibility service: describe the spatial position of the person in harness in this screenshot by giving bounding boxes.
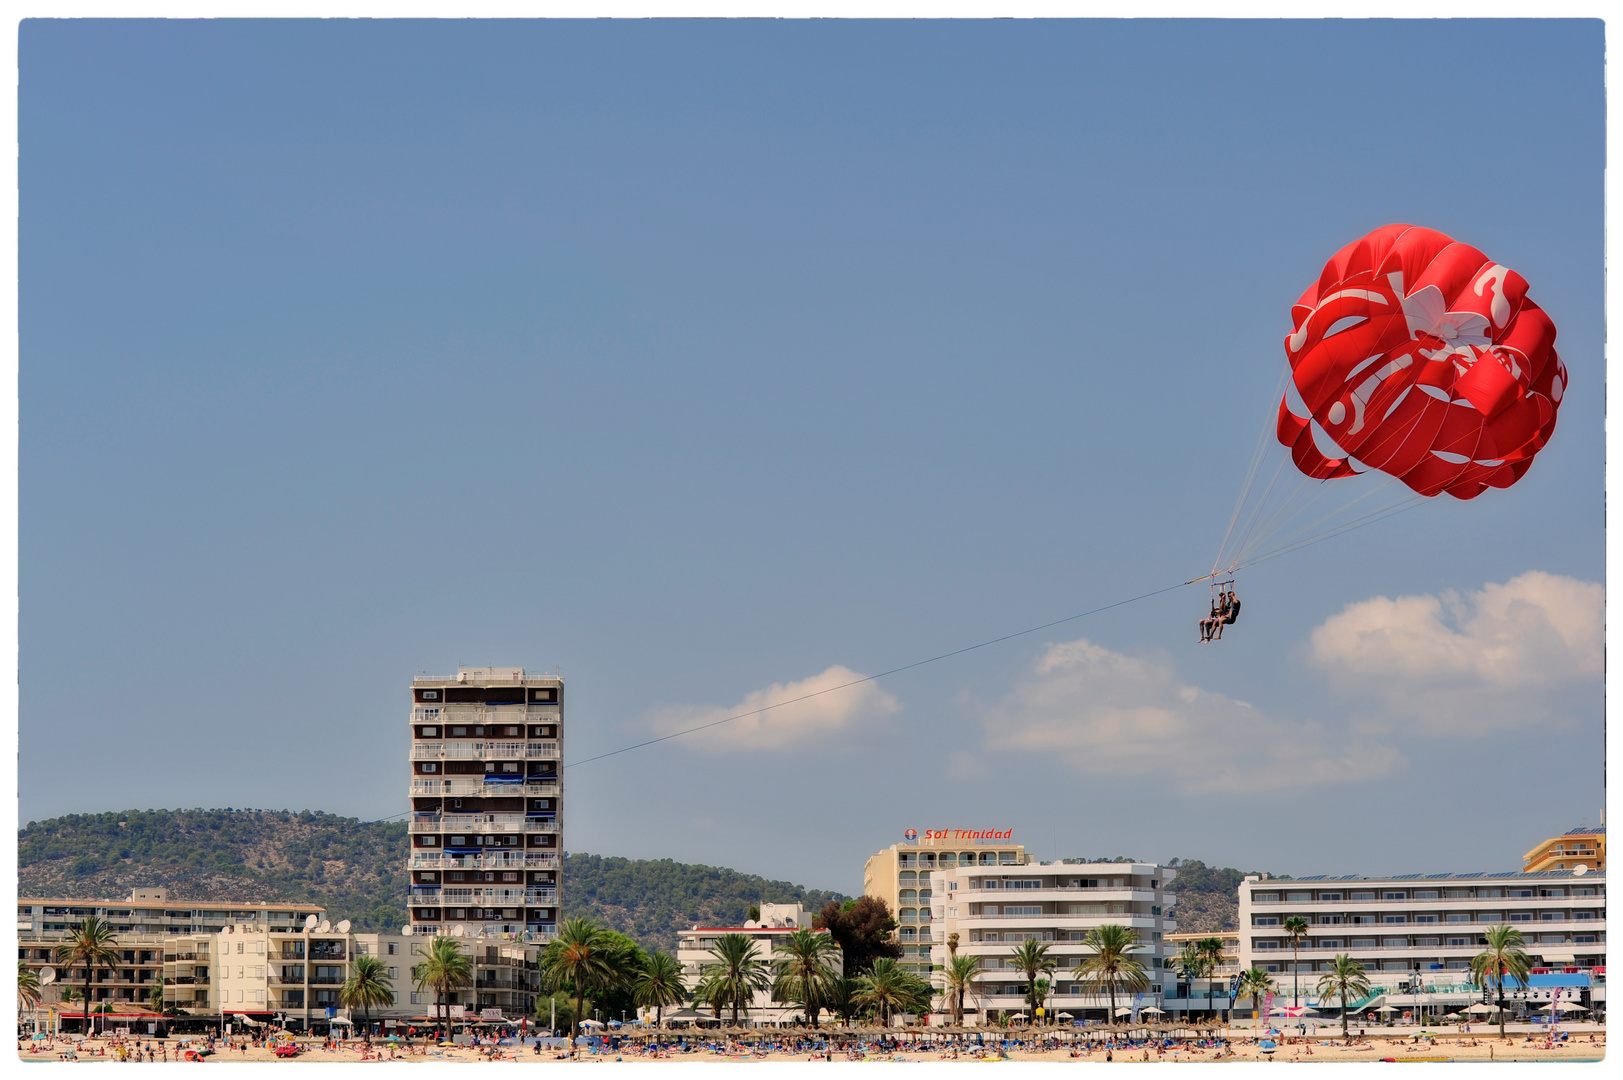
[1199,588,1240,642]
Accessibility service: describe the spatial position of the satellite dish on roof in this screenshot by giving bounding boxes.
[225,925,234,934]
[1574,864,1590,876]
[452,924,467,938]
[304,915,319,931]
[39,968,55,986]
[401,926,413,937]
[317,921,331,934]
[336,920,352,934]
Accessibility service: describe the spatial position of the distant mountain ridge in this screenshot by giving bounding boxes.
[18,810,1263,948]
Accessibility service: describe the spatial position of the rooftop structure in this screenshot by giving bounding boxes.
[1523,825,1605,874]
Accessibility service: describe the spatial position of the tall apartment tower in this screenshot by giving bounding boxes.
[407,667,562,942]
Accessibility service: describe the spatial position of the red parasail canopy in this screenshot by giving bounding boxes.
[1278,224,1564,499]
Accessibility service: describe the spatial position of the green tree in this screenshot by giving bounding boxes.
[1009,939,1055,1023]
[1315,953,1371,1044]
[341,954,396,1045]
[1470,925,1531,1041]
[54,915,119,1036]
[632,951,687,1027]
[18,960,41,1011]
[148,976,165,1015]
[702,933,772,1026]
[1238,968,1275,1026]
[771,927,840,1028]
[541,918,626,1040]
[1196,936,1228,1021]
[413,937,472,1042]
[851,957,930,1027]
[532,990,577,1034]
[1282,917,1310,1008]
[1076,925,1150,1026]
[814,898,903,977]
[1174,940,1210,1018]
[942,954,980,1026]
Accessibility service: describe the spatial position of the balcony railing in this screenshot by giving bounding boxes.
[411,779,560,796]
[411,814,558,834]
[411,853,559,870]
[411,742,560,761]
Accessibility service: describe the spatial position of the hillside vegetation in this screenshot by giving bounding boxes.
[18,810,843,948]
[19,810,1262,946]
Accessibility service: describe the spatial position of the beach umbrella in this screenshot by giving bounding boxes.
[1555,1002,1587,1013]
[1465,1003,1500,1015]
[1056,1012,1073,1020]
[1374,1005,1398,1013]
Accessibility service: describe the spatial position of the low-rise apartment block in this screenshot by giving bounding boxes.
[671,904,829,1025]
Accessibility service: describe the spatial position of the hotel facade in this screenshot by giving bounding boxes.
[1237,867,1606,1018]
[668,903,831,1026]
[407,667,563,943]
[864,831,1029,977]
[927,861,1180,1024]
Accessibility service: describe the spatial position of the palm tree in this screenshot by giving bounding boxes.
[1009,939,1055,1024]
[1174,941,1207,1008]
[18,960,41,1012]
[149,976,165,1015]
[1196,936,1227,1021]
[1315,953,1370,1044]
[1238,968,1275,1028]
[414,937,472,1042]
[942,954,980,1026]
[541,918,625,1041]
[703,933,772,1027]
[54,915,120,1036]
[851,957,908,1026]
[632,951,687,1028]
[341,954,396,1045]
[1471,925,1530,1041]
[771,928,839,1028]
[1282,917,1309,1007]
[1076,925,1149,1027]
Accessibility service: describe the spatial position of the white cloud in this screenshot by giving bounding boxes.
[981,638,1400,794]
[1309,571,1603,735]
[647,665,901,752]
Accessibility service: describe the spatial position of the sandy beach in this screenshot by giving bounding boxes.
[18,1030,1607,1064]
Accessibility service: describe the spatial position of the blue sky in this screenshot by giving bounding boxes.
[21,19,1604,894]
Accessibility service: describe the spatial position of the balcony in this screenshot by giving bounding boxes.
[411,813,559,834]
[410,742,560,761]
[411,778,561,796]
[411,852,559,870]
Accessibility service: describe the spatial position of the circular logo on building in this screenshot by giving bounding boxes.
[903,829,918,842]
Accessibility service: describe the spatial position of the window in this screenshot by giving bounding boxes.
[1414,891,1438,900]
[1382,938,1407,948]
[410,993,422,1005]
[1254,941,1280,949]
[388,967,398,979]
[1286,892,1310,902]
[1508,889,1533,898]
[420,763,438,773]
[1446,914,1470,923]
[1445,890,1470,899]
[1509,913,1533,922]
[1447,938,1469,947]
[1351,938,1376,949]
[1539,912,1562,921]
[1383,892,1406,901]
[1478,889,1502,898]
[1478,913,1501,922]
[1350,892,1375,902]
[1575,935,1597,943]
[1318,893,1342,902]
[1317,939,1342,949]
[1254,893,1279,903]
[1383,916,1406,924]
[1574,912,1596,920]
[1415,938,1438,947]
[1005,906,1042,916]
[1414,915,1438,923]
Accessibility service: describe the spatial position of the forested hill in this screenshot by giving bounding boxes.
[17,810,844,950]
[18,810,1260,948]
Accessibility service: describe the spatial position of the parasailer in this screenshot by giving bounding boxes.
[1201,224,1566,641]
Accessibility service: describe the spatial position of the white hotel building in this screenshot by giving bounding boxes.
[1238,868,1606,1015]
[927,862,1179,1024]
